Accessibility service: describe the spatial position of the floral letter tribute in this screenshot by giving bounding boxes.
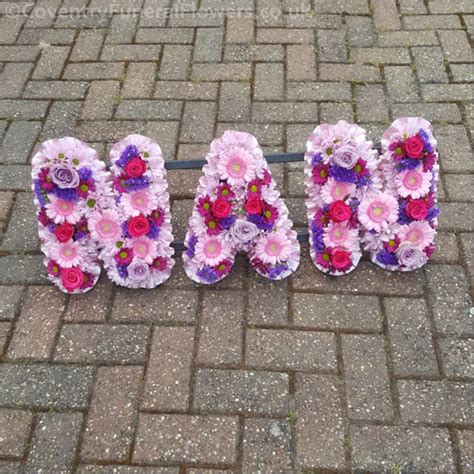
[32,137,110,293]
[360,117,439,271]
[183,131,300,284]
[304,121,380,276]
[92,134,175,288]
[33,119,439,293]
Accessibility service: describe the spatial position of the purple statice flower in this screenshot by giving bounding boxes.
[418,129,434,153]
[197,266,219,284]
[186,235,198,258]
[311,152,323,166]
[268,264,288,280]
[47,224,56,234]
[33,180,47,206]
[376,250,398,266]
[117,264,129,278]
[356,175,370,188]
[121,221,132,239]
[147,222,161,239]
[312,231,325,252]
[121,176,150,192]
[53,187,78,201]
[247,213,273,231]
[397,200,412,225]
[396,158,420,172]
[309,218,321,235]
[220,215,236,230]
[78,167,93,180]
[116,144,138,168]
[329,165,357,184]
[427,206,440,221]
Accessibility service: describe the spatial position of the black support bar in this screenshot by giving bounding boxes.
[164,151,306,170]
[167,145,382,250]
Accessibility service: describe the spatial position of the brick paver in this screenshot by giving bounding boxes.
[0,0,472,471]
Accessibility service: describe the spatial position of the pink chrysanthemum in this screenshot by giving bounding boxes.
[316,250,332,269]
[49,241,85,268]
[395,168,432,199]
[88,209,121,243]
[398,221,435,249]
[321,178,356,205]
[358,192,399,232]
[216,183,235,200]
[195,235,231,266]
[46,195,82,224]
[217,146,257,185]
[323,222,359,250]
[255,231,292,265]
[121,189,158,216]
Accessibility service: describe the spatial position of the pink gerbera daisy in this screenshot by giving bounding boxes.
[323,222,359,250]
[46,195,82,224]
[395,167,431,199]
[121,189,158,216]
[398,221,435,249]
[217,146,257,185]
[49,241,85,268]
[255,231,292,265]
[88,209,121,243]
[195,235,231,266]
[321,178,356,205]
[132,237,158,264]
[358,192,399,232]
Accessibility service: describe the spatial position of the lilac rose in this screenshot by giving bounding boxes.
[333,145,359,169]
[127,260,151,282]
[50,163,80,189]
[230,219,259,244]
[397,243,427,269]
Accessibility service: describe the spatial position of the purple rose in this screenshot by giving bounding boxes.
[230,219,259,244]
[127,260,151,282]
[397,243,427,269]
[333,145,359,169]
[50,163,80,189]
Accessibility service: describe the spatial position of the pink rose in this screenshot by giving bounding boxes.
[61,267,84,292]
[212,198,231,219]
[54,223,74,242]
[331,248,352,271]
[404,136,424,159]
[328,200,352,223]
[406,199,428,220]
[125,157,147,178]
[245,197,263,215]
[127,215,150,238]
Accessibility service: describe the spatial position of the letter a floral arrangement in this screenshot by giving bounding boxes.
[32,118,439,294]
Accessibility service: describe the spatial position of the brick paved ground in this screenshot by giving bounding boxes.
[0,0,473,472]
